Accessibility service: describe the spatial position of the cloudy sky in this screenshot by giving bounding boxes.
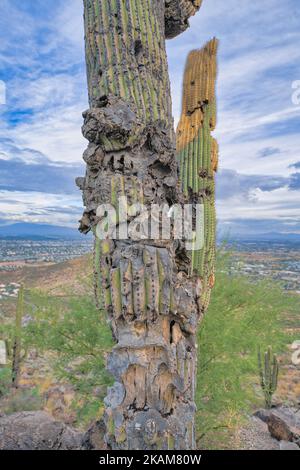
[0,0,300,237]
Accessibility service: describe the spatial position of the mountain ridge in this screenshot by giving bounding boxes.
[0,222,88,240]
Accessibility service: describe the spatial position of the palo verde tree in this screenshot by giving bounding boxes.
[77,0,218,449]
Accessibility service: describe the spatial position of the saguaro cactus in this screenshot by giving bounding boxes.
[258,346,279,409]
[12,285,26,388]
[177,39,219,310]
[78,0,217,450]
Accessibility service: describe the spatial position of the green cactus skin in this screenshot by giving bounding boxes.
[93,235,103,310]
[177,39,219,312]
[258,346,279,409]
[84,0,173,129]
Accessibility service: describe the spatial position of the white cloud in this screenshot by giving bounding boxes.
[0,190,81,227]
[1,0,300,231]
[218,186,300,221]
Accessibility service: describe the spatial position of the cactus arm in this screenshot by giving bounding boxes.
[93,234,103,310]
[177,39,219,312]
[12,285,24,388]
[258,346,279,409]
[5,339,11,359]
[258,347,266,392]
[272,354,279,392]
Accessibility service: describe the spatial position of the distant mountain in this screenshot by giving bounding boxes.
[0,223,89,240]
[1,223,299,243]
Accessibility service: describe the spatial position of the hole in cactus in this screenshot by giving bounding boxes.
[109,156,114,170]
[170,320,176,344]
[89,168,98,178]
[150,161,172,177]
[134,39,143,58]
[97,95,108,107]
[199,169,208,178]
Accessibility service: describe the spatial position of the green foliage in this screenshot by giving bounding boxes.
[195,250,299,448]
[24,293,113,420]
[0,367,11,398]
[1,251,298,444]
[75,399,104,426]
[0,286,27,388]
[1,388,42,414]
[258,346,279,409]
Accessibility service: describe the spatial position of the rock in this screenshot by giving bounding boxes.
[237,416,280,450]
[253,409,272,424]
[104,382,125,408]
[280,440,300,450]
[82,419,107,450]
[0,411,83,450]
[0,411,108,451]
[268,407,300,444]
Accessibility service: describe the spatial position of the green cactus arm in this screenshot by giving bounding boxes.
[83,0,174,130]
[258,346,279,408]
[93,235,103,310]
[176,39,219,311]
[271,354,279,392]
[266,347,272,389]
[12,285,24,387]
[258,347,265,389]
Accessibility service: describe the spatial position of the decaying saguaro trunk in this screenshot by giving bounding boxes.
[77,0,217,450]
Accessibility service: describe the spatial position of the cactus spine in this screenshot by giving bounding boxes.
[78,0,217,450]
[177,39,219,310]
[258,346,279,409]
[12,285,26,388]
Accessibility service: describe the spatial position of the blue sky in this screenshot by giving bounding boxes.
[0,0,300,236]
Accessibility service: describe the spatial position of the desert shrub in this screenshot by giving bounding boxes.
[0,367,11,398]
[195,250,299,448]
[24,293,113,424]
[3,252,298,443]
[2,388,42,414]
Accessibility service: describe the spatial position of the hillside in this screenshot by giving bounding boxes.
[0,254,92,294]
[0,254,299,449]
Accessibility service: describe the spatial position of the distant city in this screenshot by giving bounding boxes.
[0,238,300,295]
[0,239,93,272]
[228,241,300,293]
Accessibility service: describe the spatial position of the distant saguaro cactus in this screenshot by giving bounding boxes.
[258,346,279,409]
[78,0,218,450]
[12,285,26,388]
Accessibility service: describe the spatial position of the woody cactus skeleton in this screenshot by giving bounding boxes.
[77,0,218,450]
